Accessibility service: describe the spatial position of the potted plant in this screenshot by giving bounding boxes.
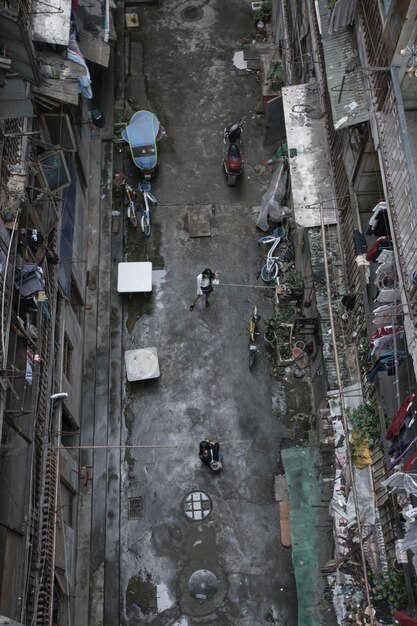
[255,0,272,23]
[264,306,281,347]
[283,267,303,294]
[0,184,26,226]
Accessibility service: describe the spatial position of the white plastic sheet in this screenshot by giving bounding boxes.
[256,160,290,231]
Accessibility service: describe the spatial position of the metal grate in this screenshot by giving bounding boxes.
[128,497,143,519]
[184,491,212,521]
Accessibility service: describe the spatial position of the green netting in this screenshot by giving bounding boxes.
[281,447,324,626]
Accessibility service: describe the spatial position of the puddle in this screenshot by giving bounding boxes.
[126,572,157,617]
[152,269,166,289]
[157,582,172,612]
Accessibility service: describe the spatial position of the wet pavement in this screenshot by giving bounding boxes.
[76,1,299,625]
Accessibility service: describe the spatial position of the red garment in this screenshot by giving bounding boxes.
[370,325,403,343]
[395,611,417,626]
[403,451,417,472]
[365,236,392,262]
[386,394,416,439]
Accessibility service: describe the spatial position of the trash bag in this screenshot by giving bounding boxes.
[256,159,290,231]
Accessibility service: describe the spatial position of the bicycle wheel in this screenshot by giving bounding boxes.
[279,246,294,264]
[128,202,138,228]
[261,262,278,283]
[141,212,151,236]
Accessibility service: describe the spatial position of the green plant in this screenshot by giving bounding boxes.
[264,307,282,341]
[278,342,292,360]
[284,267,303,292]
[255,0,272,21]
[348,402,380,448]
[267,62,284,82]
[372,569,407,609]
[1,186,26,222]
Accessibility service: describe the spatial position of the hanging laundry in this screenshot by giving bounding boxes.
[388,412,416,455]
[388,433,417,471]
[395,609,417,626]
[375,249,394,265]
[382,472,417,497]
[366,350,407,382]
[353,229,367,254]
[365,236,392,262]
[375,261,395,277]
[371,332,404,355]
[366,201,390,237]
[370,325,404,356]
[386,393,415,439]
[403,451,417,472]
[371,325,404,342]
[372,303,403,326]
[374,288,400,303]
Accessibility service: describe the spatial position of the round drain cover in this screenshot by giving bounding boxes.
[184,491,212,521]
[188,569,219,601]
[182,6,204,21]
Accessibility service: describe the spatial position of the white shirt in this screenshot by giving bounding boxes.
[196,273,219,295]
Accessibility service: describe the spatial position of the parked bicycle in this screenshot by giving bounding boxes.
[248,305,261,371]
[138,180,157,236]
[113,173,138,227]
[259,226,293,283]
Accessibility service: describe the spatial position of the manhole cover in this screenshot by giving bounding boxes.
[128,497,143,519]
[184,491,212,520]
[181,6,204,21]
[188,569,220,601]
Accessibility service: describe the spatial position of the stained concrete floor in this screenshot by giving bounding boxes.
[76,1,300,624]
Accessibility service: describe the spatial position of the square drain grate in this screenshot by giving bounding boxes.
[128,497,143,519]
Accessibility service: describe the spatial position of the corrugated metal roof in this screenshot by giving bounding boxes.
[318,0,368,130]
[328,0,357,35]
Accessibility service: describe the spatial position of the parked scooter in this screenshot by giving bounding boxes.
[121,110,165,179]
[223,117,245,185]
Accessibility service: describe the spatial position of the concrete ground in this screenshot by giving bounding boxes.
[76,1,299,625]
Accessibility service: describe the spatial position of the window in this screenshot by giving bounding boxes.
[70,276,83,320]
[60,409,79,448]
[60,481,74,527]
[36,150,71,194]
[40,114,76,152]
[63,336,73,382]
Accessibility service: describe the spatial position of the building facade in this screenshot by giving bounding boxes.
[0,1,113,624]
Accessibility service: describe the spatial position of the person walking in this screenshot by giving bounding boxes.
[189,268,219,311]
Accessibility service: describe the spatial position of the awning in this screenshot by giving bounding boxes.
[317,0,368,130]
[74,0,116,67]
[32,0,71,46]
[328,0,357,34]
[0,78,33,119]
[282,82,337,228]
[33,51,87,106]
